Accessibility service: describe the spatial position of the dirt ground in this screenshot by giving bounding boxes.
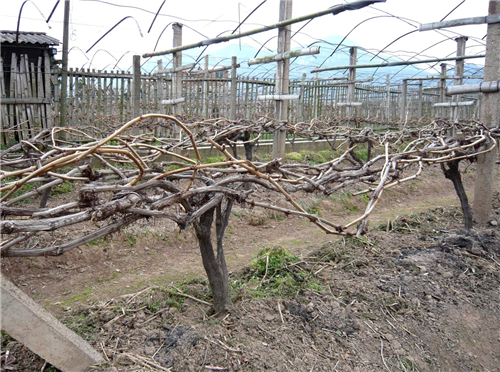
[2,165,500,372]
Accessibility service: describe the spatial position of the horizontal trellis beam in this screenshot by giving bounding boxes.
[404,75,484,81]
[257,94,300,101]
[419,14,500,31]
[158,63,196,74]
[248,47,321,66]
[310,54,486,73]
[446,81,500,95]
[328,77,373,85]
[336,102,363,106]
[190,64,241,75]
[433,101,475,107]
[161,97,185,105]
[142,0,385,58]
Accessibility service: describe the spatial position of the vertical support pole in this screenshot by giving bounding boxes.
[439,63,447,117]
[298,72,306,122]
[230,56,237,120]
[59,0,70,129]
[452,36,467,128]
[418,81,423,118]
[157,59,164,113]
[473,0,499,226]
[203,55,209,118]
[132,55,140,118]
[312,72,318,119]
[172,23,183,137]
[346,46,357,118]
[272,0,292,160]
[385,74,390,119]
[400,79,408,123]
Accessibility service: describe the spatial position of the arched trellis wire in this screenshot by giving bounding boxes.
[88,49,118,70]
[113,51,133,70]
[15,0,50,43]
[316,15,411,70]
[86,16,144,53]
[68,46,89,61]
[407,46,486,80]
[390,40,486,81]
[147,0,165,33]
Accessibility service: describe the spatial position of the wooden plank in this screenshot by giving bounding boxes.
[0,56,9,146]
[36,57,45,129]
[43,50,53,129]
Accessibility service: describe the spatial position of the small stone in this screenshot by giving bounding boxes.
[392,340,402,349]
[442,271,453,279]
[265,314,276,322]
[490,220,498,226]
[393,349,406,356]
[411,298,420,307]
[115,354,132,365]
[143,346,156,355]
[99,310,114,322]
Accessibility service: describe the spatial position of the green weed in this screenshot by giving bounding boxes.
[125,232,138,245]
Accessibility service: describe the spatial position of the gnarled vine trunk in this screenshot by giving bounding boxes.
[441,160,473,229]
[193,197,233,314]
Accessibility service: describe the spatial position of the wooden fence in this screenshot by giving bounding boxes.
[1,55,481,145]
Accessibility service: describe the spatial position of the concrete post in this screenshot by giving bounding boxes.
[203,55,209,118]
[452,36,467,132]
[1,274,104,371]
[172,23,183,138]
[473,0,500,226]
[132,55,141,118]
[400,79,408,123]
[439,63,447,117]
[346,46,357,118]
[385,74,391,119]
[230,56,237,120]
[298,73,306,122]
[418,81,423,118]
[272,0,292,160]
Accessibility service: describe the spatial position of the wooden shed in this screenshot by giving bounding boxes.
[1,31,60,144]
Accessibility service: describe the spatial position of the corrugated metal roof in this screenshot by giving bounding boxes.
[1,31,60,46]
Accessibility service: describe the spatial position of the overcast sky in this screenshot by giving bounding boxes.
[1,0,490,76]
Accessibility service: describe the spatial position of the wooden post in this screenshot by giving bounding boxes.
[400,79,408,122]
[452,36,467,128]
[385,74,390,119]
[59,0,70,129]
[439,63,447,117]
[272,0,292,160]
[346,46,357,118]
[132,55,140,118]
[230,56,237,120]
[203,55,209,117]
[473,0,499,226]
[172,23,183,137]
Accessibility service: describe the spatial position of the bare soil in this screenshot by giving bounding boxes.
[2,165,500,372]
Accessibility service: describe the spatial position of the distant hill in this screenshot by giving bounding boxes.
[143,34,484,87]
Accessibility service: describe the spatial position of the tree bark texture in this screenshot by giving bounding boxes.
[193,196,233,314]
[441,161,473,229]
